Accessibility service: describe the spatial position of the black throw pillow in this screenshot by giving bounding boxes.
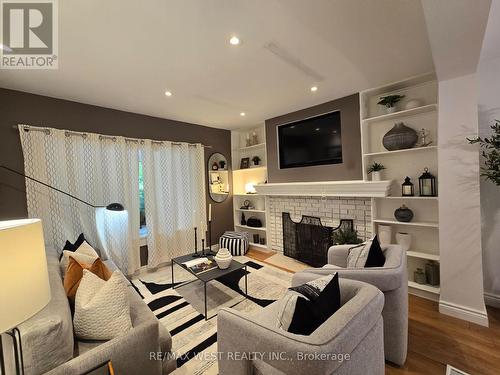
[287,273,341,335]
[59,233,86,260]
[364,235,385,268]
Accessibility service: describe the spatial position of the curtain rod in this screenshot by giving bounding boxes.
[13,124,213,148]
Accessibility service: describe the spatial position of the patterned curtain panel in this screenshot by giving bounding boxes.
[19,125,141,275]
[142,141,207,268]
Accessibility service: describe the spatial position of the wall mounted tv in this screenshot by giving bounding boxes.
[278,111,342,169]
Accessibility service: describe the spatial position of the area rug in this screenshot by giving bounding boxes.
[130,256,293,375]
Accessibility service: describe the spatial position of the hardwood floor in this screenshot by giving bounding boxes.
[246,248,500,375]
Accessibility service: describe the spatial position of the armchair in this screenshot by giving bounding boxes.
[292,244,408,366]
[218,279,385,375]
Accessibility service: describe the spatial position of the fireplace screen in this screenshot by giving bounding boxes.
[282,212,353,267]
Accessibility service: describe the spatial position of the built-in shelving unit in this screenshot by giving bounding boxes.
[360,72,441,301]
[231,125,270,251]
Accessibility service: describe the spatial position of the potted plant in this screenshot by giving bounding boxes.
[468,120,500,185]
[377,94,405,114]
[332,228,363,245]
[252,156,261,166]
[367,162,386,181]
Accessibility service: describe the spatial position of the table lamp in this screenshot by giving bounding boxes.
[0,219,51,375]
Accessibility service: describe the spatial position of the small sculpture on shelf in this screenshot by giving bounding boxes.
[414,268,426,284]
[219,160,226,169]
[417,128,432,147]
[240,212,247,226]
[394,204,414,222]
[252,156,261,166]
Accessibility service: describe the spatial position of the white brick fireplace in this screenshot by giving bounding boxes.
[267,196,372,253]
[255,180,392,253]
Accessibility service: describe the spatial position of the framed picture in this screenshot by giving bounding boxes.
[240,157,250,169]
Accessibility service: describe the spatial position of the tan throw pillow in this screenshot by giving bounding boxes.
[64,256,112,300]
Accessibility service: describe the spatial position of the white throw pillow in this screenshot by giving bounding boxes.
[73,270,132,340]
[60,241,99,276]
[347,239,373,268]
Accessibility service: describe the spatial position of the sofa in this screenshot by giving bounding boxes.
[292,244,408,366]
[15,246,176,375]
[218,278,385,375]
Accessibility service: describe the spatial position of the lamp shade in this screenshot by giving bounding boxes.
[0,219,51,333]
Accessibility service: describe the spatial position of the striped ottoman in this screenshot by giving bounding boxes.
[219,231,249,256]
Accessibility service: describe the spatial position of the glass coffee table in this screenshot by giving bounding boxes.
[171,253,248,320]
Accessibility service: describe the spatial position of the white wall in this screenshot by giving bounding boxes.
[478,0,500,308]
[438,74,488,326]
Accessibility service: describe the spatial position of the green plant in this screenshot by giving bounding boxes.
[468,120,500,186]
[377,94,405,108]
[252,156,261,164]
[332,228,363,245]
[367,162,386,174]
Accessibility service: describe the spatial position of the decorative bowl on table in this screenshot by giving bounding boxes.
[214,248,232,269]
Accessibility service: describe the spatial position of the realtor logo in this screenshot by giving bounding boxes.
[1,0,58,69]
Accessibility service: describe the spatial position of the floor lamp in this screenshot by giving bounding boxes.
[0,219,51,375]
[0,165,125,212]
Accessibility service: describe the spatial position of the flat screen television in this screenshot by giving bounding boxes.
[278,111,342,169]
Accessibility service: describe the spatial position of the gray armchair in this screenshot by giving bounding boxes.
[218,279,385,375]
[292,244,408,366]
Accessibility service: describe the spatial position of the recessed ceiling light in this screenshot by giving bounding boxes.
[310,86,318,92]
[240,112,246,117]
[315,128,320,131]
[165,91,172,97]
[229,36,240,45]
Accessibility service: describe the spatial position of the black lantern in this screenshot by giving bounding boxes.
[419,168,436,196]
[402,176,414,196]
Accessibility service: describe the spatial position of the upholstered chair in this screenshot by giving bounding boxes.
[292,244,408,366]
[218,279,385,375]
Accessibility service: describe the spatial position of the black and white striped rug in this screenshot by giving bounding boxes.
[131,256,292,375]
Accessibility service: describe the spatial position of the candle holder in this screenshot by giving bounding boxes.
[192,227,201,257]
[201,239,206,256]
[207,220,214,255]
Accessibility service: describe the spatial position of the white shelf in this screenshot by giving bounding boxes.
[373,218,439,228]
[377,196,438,200]
[233,166,267,172]
[235,209,266,213]
[235,224,267,231]
[233,193,262,197]
[406,251,440,261]
[364,145,437,157]
[362,104,437,124]
[236,142,266,151]
[408,281,440,294]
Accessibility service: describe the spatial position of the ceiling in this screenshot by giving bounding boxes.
[0,0,435,129]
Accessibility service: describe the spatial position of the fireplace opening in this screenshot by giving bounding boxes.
[282,212,354,267]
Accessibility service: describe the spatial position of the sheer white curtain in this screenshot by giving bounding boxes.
[19,125,141,275]
[142,140,206,268]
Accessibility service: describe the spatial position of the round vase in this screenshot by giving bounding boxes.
[382,123,418,151]
[214,248,232,269]
[394,205,414,222]
[396,232,412,251]
[378,224,392,246]
[371,171,382,181]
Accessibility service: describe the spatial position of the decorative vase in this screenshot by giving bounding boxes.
[219,160,226,169]
[241,213,247,226]
[396,232,412,251]
[386,106,397,114]
[211,162,219,170]
[378,224,392,246]
[214,248,232,269]
[405,99,422,110]
[371,171,382,181]
[253,233,260,243]
[394,205,414,222]
[414,268,426,284]
[425,261,440,286]
[382,122,418,151]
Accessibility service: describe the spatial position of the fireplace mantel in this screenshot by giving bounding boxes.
[255,180,392,197]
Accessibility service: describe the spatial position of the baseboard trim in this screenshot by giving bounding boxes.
[484,292,500,309]
[439,300,489,327]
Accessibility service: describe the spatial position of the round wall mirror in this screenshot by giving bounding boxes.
[208,152,229,202]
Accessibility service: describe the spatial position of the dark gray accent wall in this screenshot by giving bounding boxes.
[265,93,362,183]
[0,88,233,246]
